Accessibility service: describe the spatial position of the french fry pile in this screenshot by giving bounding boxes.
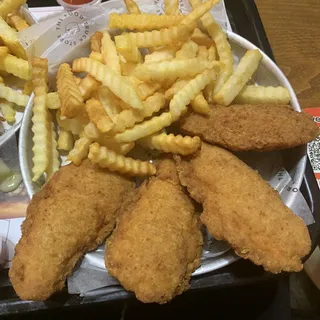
[30,0,292,181]
[0,0,30,124]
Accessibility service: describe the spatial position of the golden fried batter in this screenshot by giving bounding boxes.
[9,160,135,301]
[106,159,203,304]
[179,105,319,151]
[175,143,311,273]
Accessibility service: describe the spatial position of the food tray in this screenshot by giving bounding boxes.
[0,0,319,315]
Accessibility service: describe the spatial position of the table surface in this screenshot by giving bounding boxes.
[255,0,320,109]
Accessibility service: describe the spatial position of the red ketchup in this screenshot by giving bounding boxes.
[63,0,93,4]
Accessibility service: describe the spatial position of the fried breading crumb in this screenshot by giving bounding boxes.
[179,105,320,151]
[175,143,311,273]
[9,160,135,301]
[106,159,203,304]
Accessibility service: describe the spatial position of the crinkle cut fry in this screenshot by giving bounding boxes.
[46,92,61,110]
[112,92,166,133]
[88,143,156,176]
[175,40,199,60]
[109,13,183,30]
[0,84,29,106]
[23,80,33,95]
[144,47,177,64]
[197,46,209,59]
[0,99,15,122]
[133,58,218,82]
[164,0,179,14]
[31,57,51,182]
[114,112,173,143]
[139,132,201,155]
[190,92,210,114]
[115,25,191,49]
[56,110,89,136]
[72,58,143,110]
[90,31,103,53]
[85,98,115,133]
[165,79,190,100]
[97,86,122,120]
[89,51,104,63]
[191,28,214,47]
[234,85,291,105]
[7,13,29,31]
[46,112,60,180]
[124,0,141,14]
[83,122,135,155]
[78,75,100,101]
[189,0,233,93]
[116,36,142,64]
[57,129,74,151]
[0,46,8,58]
[0,16,27,59]
[0,54,30,80]
[213,49,262,106]
[57,63,85,118]
[68,135,92,166]
[181,0,220,27]
[101,30,121,74]
[135,81,161,101]
[0,0,26,18]
[31,57,48,95]
[170,67,219,121]
[31,95,51,181]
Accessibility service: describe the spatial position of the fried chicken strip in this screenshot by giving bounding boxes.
[9,160,135,301]
[106,159,203,304]
[179,105,319,151]
[175,143,311,273]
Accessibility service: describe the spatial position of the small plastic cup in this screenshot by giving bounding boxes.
[56,0,102,11]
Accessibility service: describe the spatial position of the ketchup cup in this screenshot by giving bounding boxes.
[56,0,102,11]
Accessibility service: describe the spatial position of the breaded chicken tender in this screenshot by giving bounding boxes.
[106,159,203,304]
[179,105,319,151]
[10,160,135,301]
[175,143,311,273]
